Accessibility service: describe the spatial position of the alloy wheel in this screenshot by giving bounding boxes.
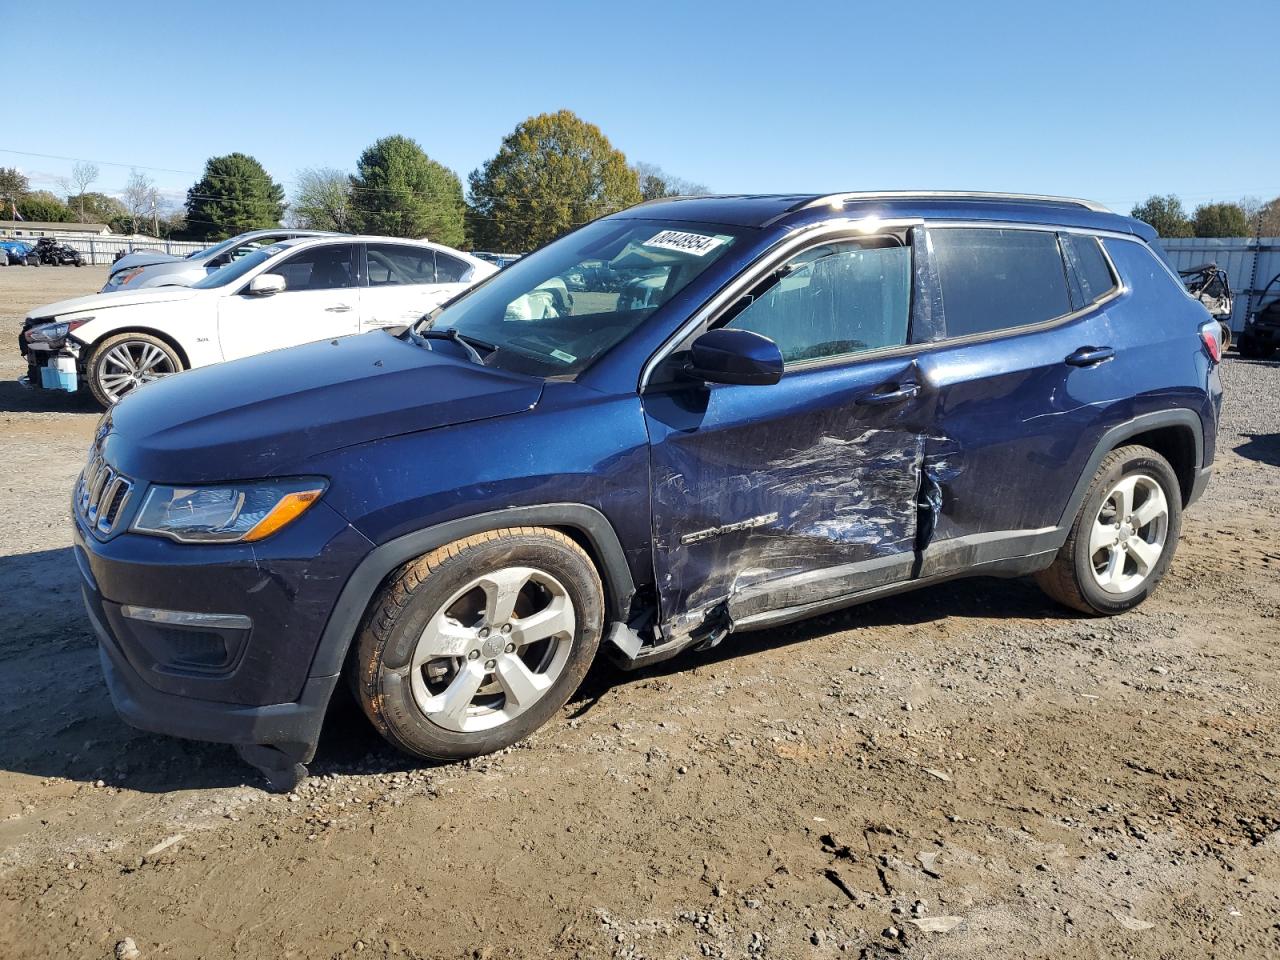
[97,340,177,402]
[1088,473,1169,594]
[408,566,576,733]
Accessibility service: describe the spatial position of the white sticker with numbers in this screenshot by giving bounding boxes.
[642,230,726,256]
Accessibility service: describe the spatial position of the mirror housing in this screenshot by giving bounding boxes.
[247,273,286,297]
[685,328,783,386]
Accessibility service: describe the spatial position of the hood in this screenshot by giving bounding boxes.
[30,285,205,320]
[105,331,544,483]
[110,250,183,273]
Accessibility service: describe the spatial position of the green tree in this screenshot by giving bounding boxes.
[185,153,285,240]
[467,110,643,251]
[64,191,127,225]
[1192,202,1249,238]
[17,191,73,222]
[0,166,29,213]
[1130,194,1193,238]
[350,136,465,246]
[632,161,709,201]
[290,167,355,232]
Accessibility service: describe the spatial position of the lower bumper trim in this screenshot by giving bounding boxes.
[91,596,336,764]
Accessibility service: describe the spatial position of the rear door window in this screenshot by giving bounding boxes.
[366,244,437,285]
[435,253,473,283]
[929,227,1072,338]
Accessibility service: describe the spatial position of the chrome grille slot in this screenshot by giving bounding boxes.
[77,450,135,537]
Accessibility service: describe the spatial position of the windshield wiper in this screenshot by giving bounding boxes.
[412,327,495,365]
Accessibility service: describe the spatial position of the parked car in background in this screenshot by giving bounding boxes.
[21,236,496,405]
[0,240,38,266]
[102,229,337,292]
[32,237,84,267]
[67,192,1223,788]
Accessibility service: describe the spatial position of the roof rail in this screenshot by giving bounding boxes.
[793,191,1112,214]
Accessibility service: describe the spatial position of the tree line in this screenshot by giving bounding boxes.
[1130,194,1280,239]
[0,110,706,252]
[7,113,1277,251]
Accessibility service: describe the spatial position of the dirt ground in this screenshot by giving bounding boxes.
[0,265,1276,960]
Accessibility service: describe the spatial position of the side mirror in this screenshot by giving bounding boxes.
[247,273,286,297]
[685,328,783,386]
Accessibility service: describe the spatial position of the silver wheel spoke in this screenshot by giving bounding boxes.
[478,567,533,626]
[1132,489,1167,529]
[509,595,574,648]
[430,660,488,728]
[1099,545,1124,587]
[1089,519,1115,556]
[412,614,475,668]
[1111,476,1137,520]
[1125,536,1161,573]
[495,653,551,707]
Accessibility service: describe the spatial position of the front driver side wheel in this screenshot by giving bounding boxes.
[1035,445,1182,615]
[353,527,604,761]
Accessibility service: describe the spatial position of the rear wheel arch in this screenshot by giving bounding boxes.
[1059,410,1203,527]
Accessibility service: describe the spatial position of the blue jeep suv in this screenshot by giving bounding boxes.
[72,192,1224,787]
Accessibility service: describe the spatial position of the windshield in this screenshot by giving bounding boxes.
[191,245,285,289]
[416,218,744,376]
[187,234,248,262]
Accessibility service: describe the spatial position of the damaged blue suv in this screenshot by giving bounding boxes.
[74,192,1224,787]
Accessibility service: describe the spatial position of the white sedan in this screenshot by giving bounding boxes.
[20,236,497,405]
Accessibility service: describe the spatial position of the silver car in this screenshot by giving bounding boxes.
[102,229,337,292]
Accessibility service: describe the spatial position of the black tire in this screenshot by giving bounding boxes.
[85,331,183,407]
[354,527,604,761]
[1238,335,1263,359]
[1035,445,1182,615]
[26,255,38,267]
[1219,323,1231,353]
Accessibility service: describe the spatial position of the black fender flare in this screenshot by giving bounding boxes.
[306,503,637,679]
[1055,408,1205,530]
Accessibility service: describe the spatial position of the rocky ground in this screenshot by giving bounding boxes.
[0,266,1276,959]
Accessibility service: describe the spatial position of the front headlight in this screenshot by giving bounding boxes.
[131,477,327,543]
[24,318,90,345]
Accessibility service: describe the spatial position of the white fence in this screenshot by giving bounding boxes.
[1160,237,1280,332]
[51,236,208,266]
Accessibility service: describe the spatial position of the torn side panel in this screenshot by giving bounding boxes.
[643,353,932,639]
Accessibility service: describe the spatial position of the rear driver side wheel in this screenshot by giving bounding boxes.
[1035,445,1182,615]
[353,527,604,761]
[86,332,182,406]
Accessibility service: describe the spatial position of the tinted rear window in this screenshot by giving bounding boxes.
[930,227,1072,338]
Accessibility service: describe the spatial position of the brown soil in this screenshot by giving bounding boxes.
[0,266,1276,959]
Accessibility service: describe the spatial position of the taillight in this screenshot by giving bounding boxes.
[1199,323,1221,364]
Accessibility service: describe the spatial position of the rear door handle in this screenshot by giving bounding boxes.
[856,381,920,406]
[1065,345,1114,367]
[325,304,353,313]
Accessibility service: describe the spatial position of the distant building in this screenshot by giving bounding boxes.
[0,220,112,238]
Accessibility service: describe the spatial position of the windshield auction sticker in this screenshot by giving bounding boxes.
[642,230,726,256]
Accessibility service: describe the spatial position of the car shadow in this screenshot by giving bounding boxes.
[1234,433,1280,467]
[570,574,1076,710]
[0,379,98,415]
[0,542,1079,792]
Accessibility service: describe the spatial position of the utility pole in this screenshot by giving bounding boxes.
[151,197,159,238]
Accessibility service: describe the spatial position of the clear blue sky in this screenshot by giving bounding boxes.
[7,0,1276,215]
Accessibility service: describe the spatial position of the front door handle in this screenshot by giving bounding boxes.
[1065,345,1114,367]
[325,304,353,313]
[856,381,921,406]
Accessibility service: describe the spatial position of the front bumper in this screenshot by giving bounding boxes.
[74,500,372,764]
